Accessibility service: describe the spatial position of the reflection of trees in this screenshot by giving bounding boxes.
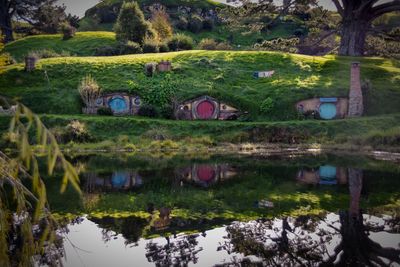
[145,234,202,266]
[219,169,400,266]
[90,216,148,245]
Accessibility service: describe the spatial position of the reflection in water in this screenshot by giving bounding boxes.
[221,169,400,266]
[297,165,348,185]
[34,154,400,266]
[83,171,143,192]
[176,163,237,187]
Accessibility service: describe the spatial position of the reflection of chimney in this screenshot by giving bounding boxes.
[348,62,363,117]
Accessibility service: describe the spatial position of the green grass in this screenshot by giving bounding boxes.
[4,31,117,62]
[1,50,399,121]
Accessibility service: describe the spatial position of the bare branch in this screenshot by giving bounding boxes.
[369,1,400,21]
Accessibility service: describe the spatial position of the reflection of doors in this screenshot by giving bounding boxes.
[197,165,216,182]
[196,100,215,119]
[319,103,337,120]
[108,97,128,113]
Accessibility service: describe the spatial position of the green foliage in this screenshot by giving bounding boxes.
[176,17,189,30]
[167,34,194,51]
[64,120,92,143]
[129,73,176,109]
[188,15,203,33]
[203,18,215,30]
[254,37,300,53]
[365,35,400,60]
[0,100,80,265]
[260,97,275,114]
[150,7,173,41]
[4,32,117,62]
[97,106,113,116]
[198,38,218,50]
[138,104,159,118]
[27,48,72,59]
[114,1,154,44]
[61,23,76,40]
[143,38,159,53]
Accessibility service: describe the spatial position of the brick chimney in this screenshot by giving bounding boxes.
[347,62,363,117]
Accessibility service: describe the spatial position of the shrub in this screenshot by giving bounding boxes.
[61,23,76,40]
[120,41,143,54]
[64,120,92,143]
[167,34,194,51]
[143,38,159,53]
[114,1,154,44]
[254,38,300,53]
[138,104,159,117]
[188,15,203,33]
[150,6,173,41]
[159,42,169,52]
[95,45,120,56]
[29,49,72,59]
[198,38,218,50]
[97,107,113,116]
[78,75,102,108]
[202,18,214,30]
[260,97,275,113]
[216,42,233,50]
[176,17,188,30]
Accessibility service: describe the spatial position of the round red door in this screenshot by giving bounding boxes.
[197,165,216,182]
[196,100,215,119]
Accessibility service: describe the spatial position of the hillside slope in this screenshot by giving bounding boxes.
[0,50,399,120]
[4,32,117,62]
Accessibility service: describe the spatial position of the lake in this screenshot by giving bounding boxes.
[36,152,400,266]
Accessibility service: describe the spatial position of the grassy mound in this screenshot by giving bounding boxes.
[4,32,117,62]
[1,50,399,121]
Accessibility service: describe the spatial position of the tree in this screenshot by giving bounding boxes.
[114,1,155,44]
[150,5,173,41]
[332,0,400,56]
[0,0,66,43]
[222,0,400,56]
[31,2,67,34]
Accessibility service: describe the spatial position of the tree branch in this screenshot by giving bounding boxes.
[332,0,344,16]
[369,1,400,21]
[298,30,338,48]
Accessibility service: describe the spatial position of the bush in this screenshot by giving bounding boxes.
[64,120,92,143]
[97,107,113,116]
[28,49,72,59]
[95,45,120,56]
[203,18,214,30]
[167,34,194,51]
[120,41,142,54]
[198,38,218,50]
[114,1,154,44]
[260,97,275,113]
[188,15,203,33]
[216,42,233,50]
[143,38,159,53]
[159,42,169,53]
[176,17,188,30]
[61,23,76,40]
[138,104,159,118]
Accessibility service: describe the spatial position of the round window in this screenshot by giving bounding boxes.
[318,103,337,120]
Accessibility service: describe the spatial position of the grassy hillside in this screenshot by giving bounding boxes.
[4,32,117,62]
[1,50,399,121]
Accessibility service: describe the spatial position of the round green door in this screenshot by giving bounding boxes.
[318,103,337,120]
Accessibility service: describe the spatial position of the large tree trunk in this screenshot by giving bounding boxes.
[338,16,370,56]
[0,3,14,43]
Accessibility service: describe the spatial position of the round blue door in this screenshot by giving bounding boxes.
[318,103,337,120]
[108,97,128,113]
